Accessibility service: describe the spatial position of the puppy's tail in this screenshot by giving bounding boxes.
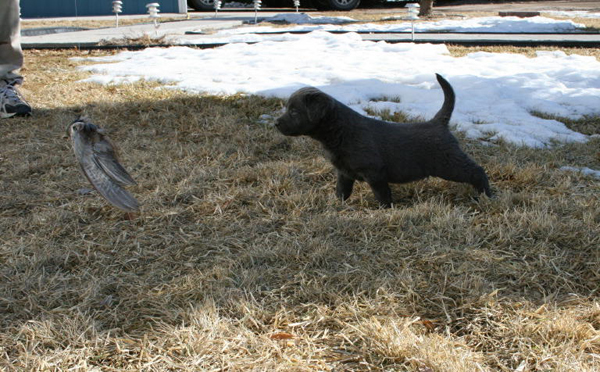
[429,73,455,126]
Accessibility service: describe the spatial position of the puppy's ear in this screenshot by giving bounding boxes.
[304,90,333,124]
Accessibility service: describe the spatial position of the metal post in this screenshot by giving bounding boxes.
[254,0,261,24]
[146,3,161,35]
[214,0,222,17]
[406,3,420,41]
[112,1,123,28]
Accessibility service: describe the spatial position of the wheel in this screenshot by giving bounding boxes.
[322,0,360,11]
[188,0,216,11]
[263,0,294,7]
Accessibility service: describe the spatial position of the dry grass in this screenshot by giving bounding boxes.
[1,47,600,371]
[21,17,187,31]
[97,34,173,47]
[448,44,600,59]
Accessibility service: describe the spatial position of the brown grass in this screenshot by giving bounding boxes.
[1,47,599,371]
[97,34,173,47]
[448,45,600,60]
[21,17,187,31]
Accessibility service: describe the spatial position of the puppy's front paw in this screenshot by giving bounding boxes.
[336,174,355,201]
[379,201,393,209]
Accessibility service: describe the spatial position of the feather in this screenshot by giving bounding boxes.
[69,118,140,212]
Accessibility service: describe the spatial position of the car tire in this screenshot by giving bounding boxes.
[188,0,216,11]
[325,0,360,10]
[314,0,360,11]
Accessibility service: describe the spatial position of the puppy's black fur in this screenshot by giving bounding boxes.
[275,74,492,207]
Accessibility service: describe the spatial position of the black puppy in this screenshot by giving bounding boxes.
[275,74,492,207]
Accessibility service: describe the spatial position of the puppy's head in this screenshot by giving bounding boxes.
[275,87,334,137]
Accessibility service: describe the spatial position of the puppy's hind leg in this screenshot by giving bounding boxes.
[366,176,393,208]
[336,172,355,201]
[470,165,493,197]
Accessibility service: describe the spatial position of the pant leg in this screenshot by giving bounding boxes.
[0,0,23,84]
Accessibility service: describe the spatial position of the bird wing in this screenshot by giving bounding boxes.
[72,131,140,212]
[91,139,137,187]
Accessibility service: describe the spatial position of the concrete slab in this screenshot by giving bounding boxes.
[22,19,245,48]
[360,32,600,48]
[20,11,291,48]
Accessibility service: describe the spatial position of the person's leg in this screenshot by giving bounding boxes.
[1,0,23,84]
[0,0,31,117]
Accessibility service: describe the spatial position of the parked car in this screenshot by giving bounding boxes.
[188,0,418,12]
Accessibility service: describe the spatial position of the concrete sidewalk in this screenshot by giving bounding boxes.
[20,10,600,49]
[21,12,265,48]
[363,32,600,48]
